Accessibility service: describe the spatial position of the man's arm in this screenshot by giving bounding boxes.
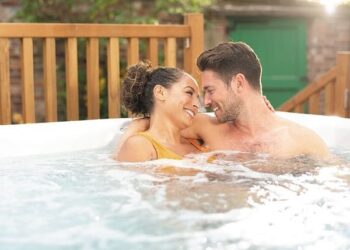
[180,113,214,140]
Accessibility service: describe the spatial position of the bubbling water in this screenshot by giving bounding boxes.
[0,146,349,250]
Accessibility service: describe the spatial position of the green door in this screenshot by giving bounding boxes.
[229,19,307,108]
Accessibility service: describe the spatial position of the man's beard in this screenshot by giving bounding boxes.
[217,99,242,123]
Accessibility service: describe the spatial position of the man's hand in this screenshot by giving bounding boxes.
[263,96,275,112]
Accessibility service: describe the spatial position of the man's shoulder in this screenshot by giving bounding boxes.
[278,117,318,137]
[277,117,329,157]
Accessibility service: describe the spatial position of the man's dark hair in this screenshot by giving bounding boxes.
[197,42,262,91]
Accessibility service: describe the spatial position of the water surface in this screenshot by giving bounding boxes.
[0,146,349,250]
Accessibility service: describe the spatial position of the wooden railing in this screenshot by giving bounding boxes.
[279,52,350,118]
[0,13,204,124]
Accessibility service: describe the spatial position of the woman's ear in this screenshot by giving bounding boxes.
[153,85,167,101]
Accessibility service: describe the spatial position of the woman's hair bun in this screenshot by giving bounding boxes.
[122,61,153,116]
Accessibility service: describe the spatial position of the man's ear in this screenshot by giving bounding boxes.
[230,73,245,93]
[153,85,167,101]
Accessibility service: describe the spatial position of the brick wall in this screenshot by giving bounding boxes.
[307,17,350,81]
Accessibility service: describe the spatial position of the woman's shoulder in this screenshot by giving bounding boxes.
[117,134,156,162]
[123,133,159,153]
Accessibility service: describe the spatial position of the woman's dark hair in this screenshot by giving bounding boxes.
[122,61,184,117]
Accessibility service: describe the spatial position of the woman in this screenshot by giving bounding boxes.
[115,61,206,162]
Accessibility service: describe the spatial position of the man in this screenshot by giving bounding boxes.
[118,42,329,159]
[183,41,329,158]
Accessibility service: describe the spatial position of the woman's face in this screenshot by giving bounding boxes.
[163,73,201,129]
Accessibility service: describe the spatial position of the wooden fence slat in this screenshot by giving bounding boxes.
[184,13,204,88]
[147,38,158,66]
[279,67,336,111]
[127,38,140,117]
[294,104,304,113]
[309,93,320,114]
[164,38,176,67]
[0,24,190,38]
[325,81,335,115]
[107,38,120,118]
[65,38,79,120]
[86,38,100,119]
[21,38,35,123]
[335,52,350,117]
[0,38,11,124]
[127,38,139,67]
[43,38,57,122]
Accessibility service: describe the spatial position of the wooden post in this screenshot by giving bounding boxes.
[294,104,304,113]
[43,38,57,122]
[184,13,204,88]
[164,38,176,67]
[107,38,120,118]
[65,38,79,120]
[335,52,350,117]
[127,38,139,67]
[127,38,139,117]
[147,38,158,67]
[0,38,11,124]
[309,93,320,114]
[86,38,100,120]
[325,80,335,115]
[21,38,35,123]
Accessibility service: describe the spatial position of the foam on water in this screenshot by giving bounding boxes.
[0,144,350,250]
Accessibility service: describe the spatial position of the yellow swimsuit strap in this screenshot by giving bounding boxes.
[136,132,182,160]
[187,138,210,153]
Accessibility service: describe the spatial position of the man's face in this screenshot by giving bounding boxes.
[202,70,242,123]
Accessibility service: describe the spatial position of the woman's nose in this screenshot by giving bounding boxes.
[193,96,201,109]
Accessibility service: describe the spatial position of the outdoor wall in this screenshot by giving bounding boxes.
[204,3,350,86]
[307,16,350,81]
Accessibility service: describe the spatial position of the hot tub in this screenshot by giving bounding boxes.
[0,112,349,250]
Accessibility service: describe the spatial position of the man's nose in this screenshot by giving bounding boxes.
[204,93,211,107]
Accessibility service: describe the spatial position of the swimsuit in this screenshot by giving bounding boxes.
[137,132,208,160]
